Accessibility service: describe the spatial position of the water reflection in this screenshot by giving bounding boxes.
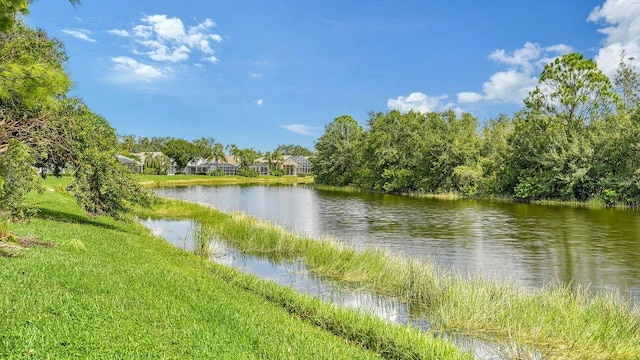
[141,218,521,360]
[153,185,640,302]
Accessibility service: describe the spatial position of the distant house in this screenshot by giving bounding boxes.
[176,154,312,176]
[185,159,239,175]
[213,163,240,175]
[249,163,270,175]
[117,155,143,174]
[224,155,238,166]
[282,155,313,175]
[135,152,178,175]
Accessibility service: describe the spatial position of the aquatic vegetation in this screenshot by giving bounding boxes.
[191,223,216,258]
[139,197,640,359]
[2,186,472,359]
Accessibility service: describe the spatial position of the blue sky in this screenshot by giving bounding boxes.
[25,0,640,151]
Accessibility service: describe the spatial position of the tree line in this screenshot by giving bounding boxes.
[0,1,149,219]
[314,52,640,206]
[119,135,312,175]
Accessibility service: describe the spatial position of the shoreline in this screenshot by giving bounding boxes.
[138,175,636,210]
[137,194,640,360]
[2,184,467,359]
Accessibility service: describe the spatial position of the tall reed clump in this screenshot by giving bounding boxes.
[137,198,640,359]
[209,258,472,360]
[192,223,216,258]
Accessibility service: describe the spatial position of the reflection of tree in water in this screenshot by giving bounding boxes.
[154,185,640,302]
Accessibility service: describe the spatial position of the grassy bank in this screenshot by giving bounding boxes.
[0,188,468,359]
[139,174,313,187]
[139,198,640,359]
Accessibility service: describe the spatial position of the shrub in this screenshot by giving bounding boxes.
[238,169,259,178]
[0,140,42,218]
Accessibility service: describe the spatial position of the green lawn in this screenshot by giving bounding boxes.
[1,186,468,359]
[0,191,377,358]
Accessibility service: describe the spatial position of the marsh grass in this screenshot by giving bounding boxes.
[211,261,471,360]
[139,197,640,359]
[191,223,216,258]
[6,189,461,359]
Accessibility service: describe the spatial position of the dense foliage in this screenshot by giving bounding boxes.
[119,135,307,175]
[0,6,149,219]
[314,52,640,206]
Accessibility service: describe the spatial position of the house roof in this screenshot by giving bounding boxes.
[224,155,237,165]
[283,155,312,166]
[117,155,142,166]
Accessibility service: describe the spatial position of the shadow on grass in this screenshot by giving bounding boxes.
[36,208,122,232]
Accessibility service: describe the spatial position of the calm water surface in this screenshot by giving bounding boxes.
[154,184,640,301]
[140,218,512,359]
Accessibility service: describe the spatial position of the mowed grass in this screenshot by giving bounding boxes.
[141,197,640,360]
[1,188,469,359]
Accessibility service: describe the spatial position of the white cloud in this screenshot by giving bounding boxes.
[211,34,223,43]
[61,29,96,43]
[457,92,483,104]
[489,42,542,74]
[144,14,185,41]
[203,55,219,63]
[111,15,222,64]
[482,70,538,103]
[256,99,263,106]
[107,29,130,37]
[147,44,190,63]
[387,92,451,113]
[588,0,640,77]
[250,73,263,79]
[110,56,165,82]
[281,124,317,135]
[458,42,573,105]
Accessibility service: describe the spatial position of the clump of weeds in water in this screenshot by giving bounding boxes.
[139,198,640,359]
[192,223,216,258]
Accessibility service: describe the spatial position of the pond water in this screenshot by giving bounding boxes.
[153,184,640,302]
[140,218,522,359]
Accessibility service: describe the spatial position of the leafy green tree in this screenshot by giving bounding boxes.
[51,98,151,218]
[226,144,239,163]
[0,1,80,32]
[524,52,620,125]
[505,110,595,201]
[478,114,514,195]
[143,153,172,175]
[589,107,640,205]
[509,53,620,201]
[162,139,199,170]
[361,110,425,192]
[0,22,71,147]
[211,142,225,163]
[275,144,313,156]
[192,137,222,161]
[0,4,150,219]
[434,110,481,194]
[0,139,41,218]
[119,134,137,153]
[236,148,259,170]
[314,115,364,186]
[614,51,640,111]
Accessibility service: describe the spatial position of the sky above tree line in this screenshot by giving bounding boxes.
[26,0,640,151]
